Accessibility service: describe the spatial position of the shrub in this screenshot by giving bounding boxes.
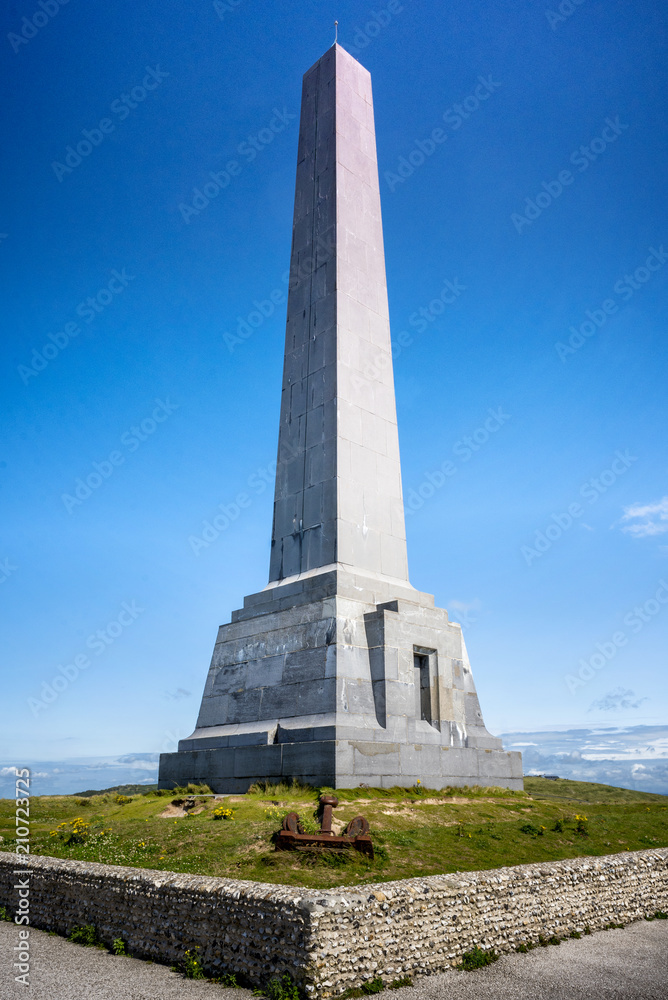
[183,947,206,979]
[552,819,565,832]
[212,806,234,820]
[342,976,397,998]
[255,972,301,1000]
[299,815,321,835]
[217,973,240,987]
[114,794,132,805]
[173,783,213,796]
[360,977,385,995]
[50,818,91,845]
[574,814,589,836]
[0,906,12,922]
[519,822,540,836]
[68,924,100,947]
[460,946,498,970]
[112,938,126,955]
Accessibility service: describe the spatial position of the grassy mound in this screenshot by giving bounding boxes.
[0,777,666,890]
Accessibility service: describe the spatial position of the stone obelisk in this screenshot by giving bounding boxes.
[159,45,522,792]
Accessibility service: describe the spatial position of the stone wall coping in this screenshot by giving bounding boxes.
[3,846,667,908]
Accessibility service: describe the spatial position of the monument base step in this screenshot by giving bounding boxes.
[158,741,523,793]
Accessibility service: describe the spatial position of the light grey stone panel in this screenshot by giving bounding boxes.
[378,714,408,743]
[352,741,400,776]
[335,643,370,679]
[399,742,441,776]
[341,677,376,716]
[477,749,523,779]
[438,746,479,778]
[384,678,413,718]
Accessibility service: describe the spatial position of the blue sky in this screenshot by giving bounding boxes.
[2,0,667,773]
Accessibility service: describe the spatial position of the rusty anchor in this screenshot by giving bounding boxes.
[275,794,374,858]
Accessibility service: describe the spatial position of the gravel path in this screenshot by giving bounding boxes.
[1,919,666,999]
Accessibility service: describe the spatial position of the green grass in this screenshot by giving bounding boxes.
[0,777,666,890]
[460,946,499,970]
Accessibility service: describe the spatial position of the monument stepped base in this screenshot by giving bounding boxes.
[158,569,522,793]
[158,740,523,793]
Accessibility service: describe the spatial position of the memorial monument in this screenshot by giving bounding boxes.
[159,44,522,791]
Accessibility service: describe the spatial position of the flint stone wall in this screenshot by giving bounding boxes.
[1,849,667,995]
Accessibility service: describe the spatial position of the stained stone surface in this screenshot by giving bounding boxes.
[159,45,522,793]
[269,44,407,586]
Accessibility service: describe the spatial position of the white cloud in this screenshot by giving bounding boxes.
[588,688,648,714]
[619,495,668,538]
[0,767,48,778]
